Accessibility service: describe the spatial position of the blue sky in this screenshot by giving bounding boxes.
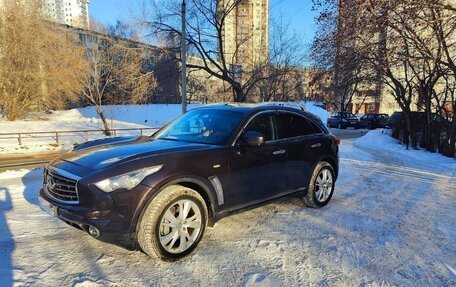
[89,0,317,46]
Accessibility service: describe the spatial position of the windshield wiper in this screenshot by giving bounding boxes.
[159,137,180,142]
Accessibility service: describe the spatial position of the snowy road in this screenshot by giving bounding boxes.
[0,137,455,286]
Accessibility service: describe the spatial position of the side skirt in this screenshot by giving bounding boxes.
[213,187,307,223]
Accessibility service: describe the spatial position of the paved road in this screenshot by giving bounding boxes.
[0,129,369,171]
[0,153,61,172]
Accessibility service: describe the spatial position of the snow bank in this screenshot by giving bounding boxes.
[354,129,456,175]
[300,102,329,123]
[76,104,203,128]
[76,102,328,127]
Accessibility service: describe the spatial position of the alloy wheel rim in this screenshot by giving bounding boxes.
[315,169,333,202]
[159,199,202,254]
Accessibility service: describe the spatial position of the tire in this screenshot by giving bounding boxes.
[303,161,335,208]
[138,185,208,261]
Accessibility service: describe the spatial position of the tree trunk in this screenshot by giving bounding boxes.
[448,114,456,157]
[403,110,412,149]
[422,85,434,152]
[233,83,245,102]
[97,109,112,136]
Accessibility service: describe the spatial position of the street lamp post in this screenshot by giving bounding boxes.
[181,0,187,114]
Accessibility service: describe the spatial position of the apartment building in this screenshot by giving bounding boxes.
[220,0,269,68]
[42,0,90,29]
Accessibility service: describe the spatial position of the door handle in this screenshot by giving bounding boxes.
[311,143,322,148]
[272,149,286,155]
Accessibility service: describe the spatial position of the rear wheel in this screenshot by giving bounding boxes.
[138,185,207,261]
[303,161,335,208]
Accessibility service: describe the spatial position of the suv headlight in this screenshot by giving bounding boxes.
[95,165,163,193]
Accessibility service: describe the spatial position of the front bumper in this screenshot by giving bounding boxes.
[39,186,140,248]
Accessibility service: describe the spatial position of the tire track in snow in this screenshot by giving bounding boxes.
[340,158,455,191]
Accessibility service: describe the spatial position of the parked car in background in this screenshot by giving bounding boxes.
[386,111,402,128]
[39,103,340,261]
[327,112,359,129]
[358,113,389,129]
[386,111,445,140]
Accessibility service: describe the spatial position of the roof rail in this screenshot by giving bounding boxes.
[255,102,307,112]
[203,101,308,111]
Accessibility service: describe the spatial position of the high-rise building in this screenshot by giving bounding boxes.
[0,0,89,28]
[220,0,269,68]
[42,0,90,29]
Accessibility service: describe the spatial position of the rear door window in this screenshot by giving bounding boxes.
[276,113,316,139]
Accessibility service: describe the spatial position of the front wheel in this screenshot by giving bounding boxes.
[138,185,208,261]
[303,161,335,208]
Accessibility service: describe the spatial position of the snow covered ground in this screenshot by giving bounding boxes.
[0,131,455,286]
[0,102,326,155]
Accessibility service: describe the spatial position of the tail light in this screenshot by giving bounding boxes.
[333,137,340,145]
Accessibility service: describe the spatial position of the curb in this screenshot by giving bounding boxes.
[0,153,63,169]
[0,152,63,162]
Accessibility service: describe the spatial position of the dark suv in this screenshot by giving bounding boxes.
[39,104,339,260]
[358,113,389,129]
[327,112,359,129]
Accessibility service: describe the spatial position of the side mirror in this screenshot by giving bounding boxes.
[241,131,265,147]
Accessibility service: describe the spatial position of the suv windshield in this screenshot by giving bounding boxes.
[153,109,244,145]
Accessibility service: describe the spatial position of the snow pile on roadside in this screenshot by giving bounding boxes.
[76,102,328,127]
[354,129,456,175]
[300,102,329,123]
[76,104,203,128]
[0,104,200,155]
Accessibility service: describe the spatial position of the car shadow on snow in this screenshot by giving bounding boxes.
[0,187,14,287]
[22,168,44,207]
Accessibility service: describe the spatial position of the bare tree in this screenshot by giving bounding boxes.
[306,69,334,103]
[311,0,366,112]
[0,0,87,120]
[106,20,141,41]
[254,16,307,102]
[358,0,455,154]
[311,0,454,157]
[78,31,157,135]
[140,0,300,103]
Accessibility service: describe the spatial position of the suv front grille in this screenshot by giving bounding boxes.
[44,168,79,204]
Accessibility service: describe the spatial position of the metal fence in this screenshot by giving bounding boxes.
[0,127,159,146]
